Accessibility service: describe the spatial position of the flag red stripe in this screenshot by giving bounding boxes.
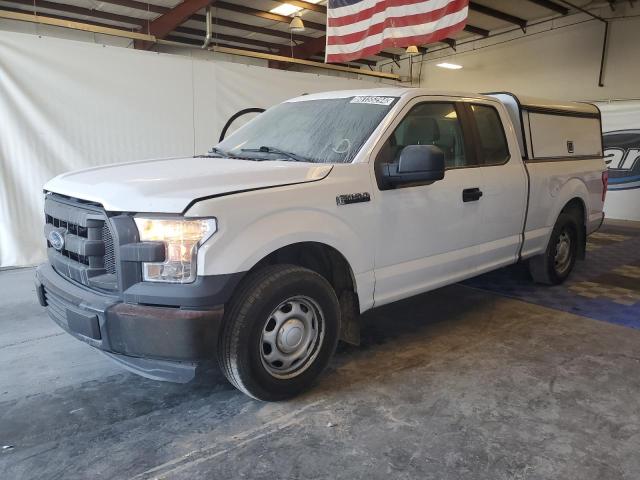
[327,0,469,45]
[326,20,467,63]
[328,0,430,27]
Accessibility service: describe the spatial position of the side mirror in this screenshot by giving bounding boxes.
[381,145,445,188]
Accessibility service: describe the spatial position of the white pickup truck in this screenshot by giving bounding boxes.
[35,88,607,401]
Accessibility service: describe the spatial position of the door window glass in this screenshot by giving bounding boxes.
[377,103,468,168]
[469,104,510,165]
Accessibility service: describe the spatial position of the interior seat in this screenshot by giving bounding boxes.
[402,117,440,147]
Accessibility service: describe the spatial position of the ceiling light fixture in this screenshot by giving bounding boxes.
[436,62,463,70]
[289,13,305,32]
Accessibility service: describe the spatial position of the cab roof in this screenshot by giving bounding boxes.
[287,88,599,116]
[286,87,495,103]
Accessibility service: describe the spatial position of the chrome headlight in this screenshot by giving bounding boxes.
[134,217,217,283]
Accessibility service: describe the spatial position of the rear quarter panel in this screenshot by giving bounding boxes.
[521,158,605,259]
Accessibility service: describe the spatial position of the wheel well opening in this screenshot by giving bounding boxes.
[251,242,356,299]
[561,198,586,259]
[561,198,586,225]
[250,242,361,345]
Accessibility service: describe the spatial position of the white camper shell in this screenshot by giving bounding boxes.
[487,92,603,161]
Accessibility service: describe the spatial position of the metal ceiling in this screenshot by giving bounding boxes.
[0,0,616,68]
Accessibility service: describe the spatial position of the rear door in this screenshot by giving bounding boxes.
[462,100,528,273]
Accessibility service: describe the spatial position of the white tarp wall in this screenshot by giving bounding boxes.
[0,30,382,268]
[598,101,640,221]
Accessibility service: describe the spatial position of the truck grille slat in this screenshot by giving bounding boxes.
[44,291,67,324]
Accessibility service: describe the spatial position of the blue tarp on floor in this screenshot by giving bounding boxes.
[463,224,640,329]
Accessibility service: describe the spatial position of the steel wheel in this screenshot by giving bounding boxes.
[260,296,325,379]
[554,229,572,276]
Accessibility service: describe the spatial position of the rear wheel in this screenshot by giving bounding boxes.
[218,264,340,401]
[529,212,579,285]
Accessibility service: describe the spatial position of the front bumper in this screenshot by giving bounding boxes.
[35,263,225,382]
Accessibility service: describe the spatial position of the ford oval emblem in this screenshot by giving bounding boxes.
[48,230,65,251]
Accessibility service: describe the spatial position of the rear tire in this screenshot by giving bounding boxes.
[529,212,579,285]
[218,264,340,401]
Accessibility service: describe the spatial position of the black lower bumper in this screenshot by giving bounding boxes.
[35,263,225,382]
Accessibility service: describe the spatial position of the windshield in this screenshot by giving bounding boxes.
[214,96,398,163]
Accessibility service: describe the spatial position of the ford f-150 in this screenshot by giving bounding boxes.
[35,88,607,400]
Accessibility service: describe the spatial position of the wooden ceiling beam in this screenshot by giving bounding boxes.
[81,0,310,42]
[463,23,490,37]
[469,2,527,30]
[525,0,570,15]
[373,51,399,60]
[442,38,457,50]
[287,1,326,14]
[3,0,145,27]
[89,0,166,15]
[139,0,213,41]
[0,5,141,30]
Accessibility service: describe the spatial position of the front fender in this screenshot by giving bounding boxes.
[186,164,376,310]
[199,208,371,276]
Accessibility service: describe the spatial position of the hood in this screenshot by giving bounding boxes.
[44,156,333,213]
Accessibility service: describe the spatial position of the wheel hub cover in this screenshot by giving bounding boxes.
[277,319,305,353]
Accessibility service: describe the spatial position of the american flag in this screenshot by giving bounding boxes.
[325,0,470,63]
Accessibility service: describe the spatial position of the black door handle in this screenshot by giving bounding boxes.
[462,187,483,202]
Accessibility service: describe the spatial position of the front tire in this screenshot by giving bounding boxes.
[218,265,340,401]
[529,212,579,285]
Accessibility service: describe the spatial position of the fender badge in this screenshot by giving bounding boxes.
[336,192,371,206]
[48,230,65,251]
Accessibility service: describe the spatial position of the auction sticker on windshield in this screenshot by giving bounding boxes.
[350,96,396,106]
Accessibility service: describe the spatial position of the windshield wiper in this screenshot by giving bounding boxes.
[200,147,231,158]
[197,147,255,160]
[241,146,309,162]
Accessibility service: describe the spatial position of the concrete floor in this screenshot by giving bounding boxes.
[1,267,640,480]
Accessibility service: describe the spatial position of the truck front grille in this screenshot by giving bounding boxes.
[44,195,118,291]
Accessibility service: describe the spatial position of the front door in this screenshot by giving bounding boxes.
[371,98,487,307]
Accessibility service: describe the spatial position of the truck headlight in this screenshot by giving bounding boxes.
[134,217,217,283]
